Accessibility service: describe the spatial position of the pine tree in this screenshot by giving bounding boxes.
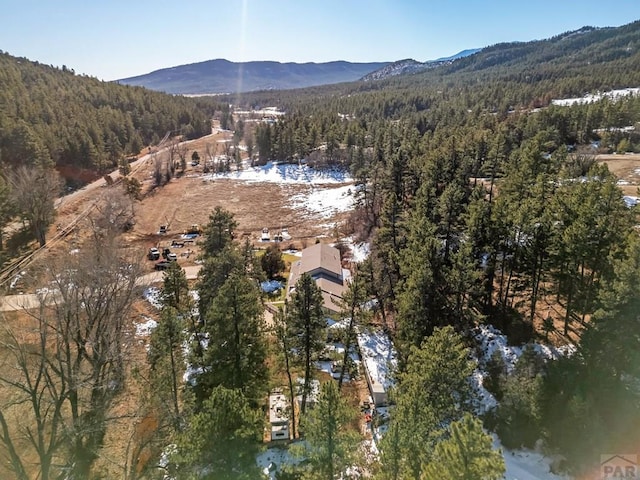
[336,269,370,389]
[380,326,474,479]
[201,206,237,258]
[274,307,298,439]
[196,272,267,404]
[287,273,325,414]
[196,245,244,320]
[395,190,447,361]
[296,381,359,480]
[173,386,262,480]
[421,413,505,480]
[147,306,185,430]
[162,260,191,313]
[261,243,285,280]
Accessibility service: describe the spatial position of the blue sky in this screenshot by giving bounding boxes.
[1,0,639,81]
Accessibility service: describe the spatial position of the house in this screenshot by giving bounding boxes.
[268,391,290,441]
[288,243,347,314]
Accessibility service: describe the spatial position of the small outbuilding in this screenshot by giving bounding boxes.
[268,391,290,441]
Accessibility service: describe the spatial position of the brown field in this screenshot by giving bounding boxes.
[39,130,353,281]
[597,152,640,196]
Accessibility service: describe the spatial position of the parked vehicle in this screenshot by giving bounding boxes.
[159,225,168,234]
[185,224,202,235]
[167,252,178,261]
[148,247,160,260]
[154,260,171,270]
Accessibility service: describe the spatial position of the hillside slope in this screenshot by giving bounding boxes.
[0,52,218,180]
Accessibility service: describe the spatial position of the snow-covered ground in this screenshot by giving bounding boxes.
[356,324,574,479]
[142,286,162,310]
[290,184,355,219]
[471,324,576,414]
[473,324,575,374]
[134,316,158,337]
[205,161,352,184]
[497,435,569,480]
[340,236,371,262]
[551,87,640,106]
[471,325,575,478]
[204,161,356,220]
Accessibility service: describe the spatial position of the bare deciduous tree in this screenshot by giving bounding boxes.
[0,313,67,480]
[0,210,142,479]
[152,153,164,186]
[0,174,14,251]
[44,234,142,478]
[89,188,136,241]
[176,141,188,173]
[8,165,63,246]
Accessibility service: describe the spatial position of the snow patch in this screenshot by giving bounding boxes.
[470,324,575,414]
[356,328,397,390]
[340,237,370,262]
[473,324,574,373]
[205,161,352,184]
[496,435,569,480]
[290,184,355,218]
[142,287,162,310]
[9,271,26,290]
[135,316,158,337]
[551,87,640,106]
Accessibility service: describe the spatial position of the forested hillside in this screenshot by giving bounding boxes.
[230,20,640,476]
[0,52,219,179]
[236,21,640,116]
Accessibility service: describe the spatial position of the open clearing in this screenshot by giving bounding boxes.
[36,132,356,282]
[597,152,640,196]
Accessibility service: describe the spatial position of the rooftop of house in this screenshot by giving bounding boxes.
[294,242,342,277]
[288,243,347,312]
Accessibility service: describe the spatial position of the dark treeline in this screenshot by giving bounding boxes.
[0,51,220,177]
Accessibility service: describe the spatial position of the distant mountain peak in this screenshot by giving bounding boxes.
[361,48,481,82]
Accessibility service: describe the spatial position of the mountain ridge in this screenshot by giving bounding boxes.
[118,59,390,95]
[360,48,482,81]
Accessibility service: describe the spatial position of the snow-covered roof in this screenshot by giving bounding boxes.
[356,329,397,390]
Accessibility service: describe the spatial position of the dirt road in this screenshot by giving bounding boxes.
[0,265,203,312]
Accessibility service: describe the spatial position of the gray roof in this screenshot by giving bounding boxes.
[288,243,346,311]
